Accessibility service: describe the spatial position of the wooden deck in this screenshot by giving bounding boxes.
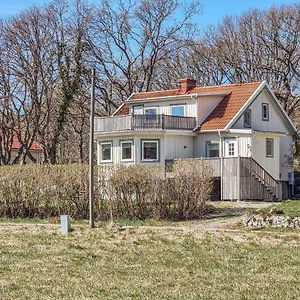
[166,157,280,201]
[95,114,196,132]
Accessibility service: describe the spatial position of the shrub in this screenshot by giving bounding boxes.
[0,160,213,220]
[168,160,213,219]
[108,164,165,219]
[269,207,284,215]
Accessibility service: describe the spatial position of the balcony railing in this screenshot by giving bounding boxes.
[95,114,197,132]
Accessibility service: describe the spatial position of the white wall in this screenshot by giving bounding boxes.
[279,135,293,181]
[96,135,136,165]
[96,133,194,164]
[195,132,252,158]
[129,98,198,118]
[251,134,280,180]
[129,95,223,123]
[195,132,219,157]
[232,90,288,133]
[197,95,223,124]
[163,135,194,160]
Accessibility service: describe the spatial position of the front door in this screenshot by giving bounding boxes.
[224,138,238,157]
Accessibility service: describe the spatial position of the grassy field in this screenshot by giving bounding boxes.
[255,200,300,217]
[0,214,300,299]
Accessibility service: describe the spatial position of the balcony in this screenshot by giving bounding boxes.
[95,114,197,133]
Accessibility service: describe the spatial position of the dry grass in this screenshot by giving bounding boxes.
[0,222,299,300]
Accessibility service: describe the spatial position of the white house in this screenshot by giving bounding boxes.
[94,79,298,201]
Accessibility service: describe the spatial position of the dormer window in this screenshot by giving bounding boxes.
[262,103,269,121]
[244,109,251,127]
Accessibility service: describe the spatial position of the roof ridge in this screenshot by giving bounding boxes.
[132,81,263,96]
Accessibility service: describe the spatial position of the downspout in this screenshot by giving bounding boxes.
[218,130,223,201]
[191,94,199,128]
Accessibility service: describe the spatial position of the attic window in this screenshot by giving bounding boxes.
[262,103,269,121]
[244,109,251,127]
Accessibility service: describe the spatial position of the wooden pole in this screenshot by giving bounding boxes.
[89,68,96,228]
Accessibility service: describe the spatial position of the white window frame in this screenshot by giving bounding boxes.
[120,140,133,162]
[228,142,235,156]
[266,138,274,157]
[132,105,144,115]
[170,104,185,117]
[100,141,113,163]
[224,138,237,157]
[141,140,159,162]
[262,103,269,121]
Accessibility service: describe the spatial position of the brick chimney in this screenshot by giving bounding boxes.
[179,78,197,94]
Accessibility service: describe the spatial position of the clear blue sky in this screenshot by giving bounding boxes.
[0,0,298,26]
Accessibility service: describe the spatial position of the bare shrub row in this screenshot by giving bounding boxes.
[0,161,213,220]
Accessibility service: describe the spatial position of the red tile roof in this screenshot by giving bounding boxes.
[113,82,262,130]
[1,131,42,151]
[114,103,129,116]
[198,82,261,130]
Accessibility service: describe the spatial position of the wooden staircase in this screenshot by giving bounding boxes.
[240,157,280,201]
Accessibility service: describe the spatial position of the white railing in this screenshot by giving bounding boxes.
[95,115,132,132]
[95,114,197,132]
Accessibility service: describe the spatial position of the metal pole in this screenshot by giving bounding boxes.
[89,68,96,228]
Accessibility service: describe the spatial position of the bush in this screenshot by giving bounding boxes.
[0,160,213,220]
[269,207,284,215]
[169,160,213,219]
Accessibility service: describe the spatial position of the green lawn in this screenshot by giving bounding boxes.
[0,222,299,299]
[256,200,300,217]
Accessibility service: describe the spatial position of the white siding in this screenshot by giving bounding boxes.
[96,135,136,165]
[197,95,223,124]
[239,136,252,157]
[195,133,220,157]
[279,135,293,181]
[251,134,280,180]
[232,91,288,133]
[129,98,197,118]
[163,135,194,160]
[96,133,194,164]
[129,95,223,123]
[195,132,252,158]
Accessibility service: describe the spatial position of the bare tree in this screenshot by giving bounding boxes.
[87,0,200,109]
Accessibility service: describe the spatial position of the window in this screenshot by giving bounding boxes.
[244,109,251,127]
[262,103,269,121]
[145,107,158,121]
[266,138,274,157]
[132,105,144,115]
[228,142,235,156]
[121,140,133,161]
[100,142,112,162]
[206,142,219,158]
[145,107,158,115]
[170,104,185,117]
[142,140,159,161]
[224,138,237,157]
